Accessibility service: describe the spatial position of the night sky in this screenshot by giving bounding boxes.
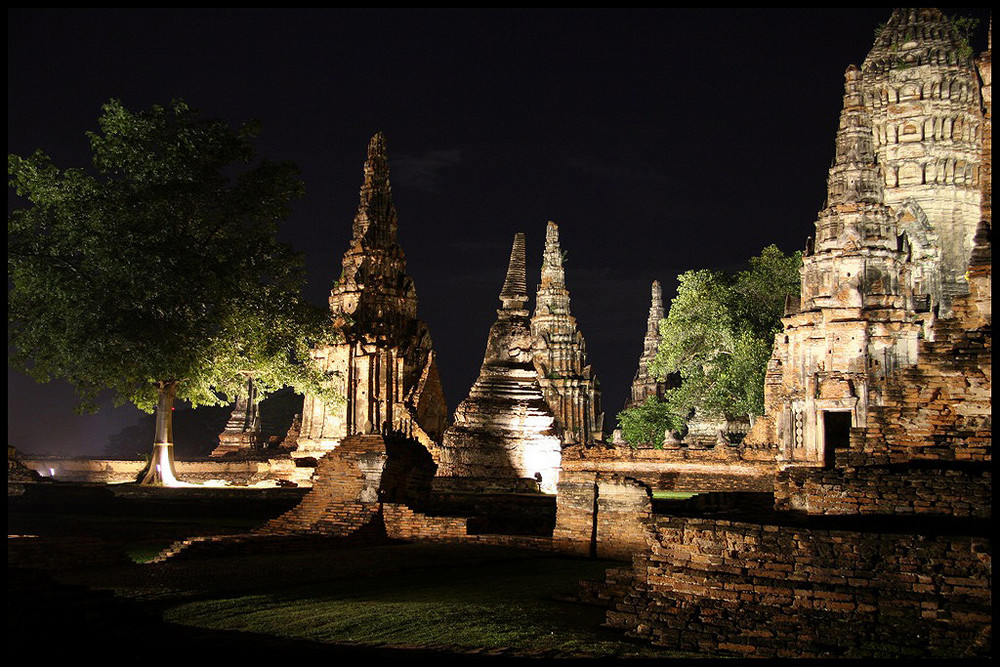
[7,8,991,456]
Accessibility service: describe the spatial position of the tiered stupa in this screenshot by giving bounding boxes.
[294,133,448,469]
[211,376,261,456]
[438,233,562,493]
[531,221,603,444]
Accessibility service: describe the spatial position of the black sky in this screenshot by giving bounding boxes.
[7,8,991,456]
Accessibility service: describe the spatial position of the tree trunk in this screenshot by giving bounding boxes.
[140,380,181,485]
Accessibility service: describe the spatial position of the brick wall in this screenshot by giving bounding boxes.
[776,464,991,518]
[561,444,777,492]
[553,471,653,560]
[598,515,991,658]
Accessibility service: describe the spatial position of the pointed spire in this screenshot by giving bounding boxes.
[540,221,566,287]
[352,131,398,249]
[535,221,570,318]
[825,66,882,208]
[628,279,667,409]
[499,232,528,309]
[646,280,664,338]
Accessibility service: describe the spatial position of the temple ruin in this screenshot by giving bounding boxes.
[865,9,985,317]
[293,133,448,475]
[587,9,992,658]
[741,64,928,464]
[531,221,603,445]
[437,233,563,493]
[745,8,988,466]
[626,280,667,410]
[8,8,991,660]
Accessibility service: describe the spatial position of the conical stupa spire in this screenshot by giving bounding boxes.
[439,230,561,491]
[499,232,528,309]
[626,279,669,411]
[352,131,398,249]
[825,66,882,208]
[535,221,570,317]
[646,280,664,339]
[540,221,565,287]
[329,132,418,333]
[531,221,603,444]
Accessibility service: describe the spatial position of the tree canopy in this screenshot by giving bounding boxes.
[650,244,801,425]
[616,395,684,448]
[8,99,336,418]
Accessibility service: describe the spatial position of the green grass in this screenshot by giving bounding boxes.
[652,490,698,500]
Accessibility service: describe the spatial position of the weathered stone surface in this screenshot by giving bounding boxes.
[531,221,603,444]
[599,515,991,658]
[295,134,448,476]
[438,233,562,493]
[863,8,985,316]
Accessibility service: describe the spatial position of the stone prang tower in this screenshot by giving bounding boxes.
[627,279,667,409]
[531,221,603,445]
[745,9,990,467]
[294,133,448,468]
[862,8,985,316]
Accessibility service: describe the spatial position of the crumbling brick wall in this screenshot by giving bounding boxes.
[553,470,652,560]
[776,464,991,518]
[599,515,991,658]
[259,433,437,537]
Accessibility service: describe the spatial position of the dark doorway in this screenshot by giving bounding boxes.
[823,411,852,467]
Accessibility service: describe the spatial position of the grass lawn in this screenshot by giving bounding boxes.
[153,546,682,658]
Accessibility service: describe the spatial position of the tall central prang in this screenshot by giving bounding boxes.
[294,133,448,470]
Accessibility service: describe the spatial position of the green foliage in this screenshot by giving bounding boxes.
[8,99,337,413]
[615,395,683,448]
[651,245,801,424]
[950,15,979,61]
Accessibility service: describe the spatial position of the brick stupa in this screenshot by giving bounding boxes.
[437,233,562,493]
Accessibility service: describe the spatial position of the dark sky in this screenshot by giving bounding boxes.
[8,8,991,456]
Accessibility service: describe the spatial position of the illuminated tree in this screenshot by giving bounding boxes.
[650,245,801,428]
[615,395,684,448]
[8,99,336,484]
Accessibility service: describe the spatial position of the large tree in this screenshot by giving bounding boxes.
[652,244,801,426]
[8,99,336,484]
[616,245,801,447]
